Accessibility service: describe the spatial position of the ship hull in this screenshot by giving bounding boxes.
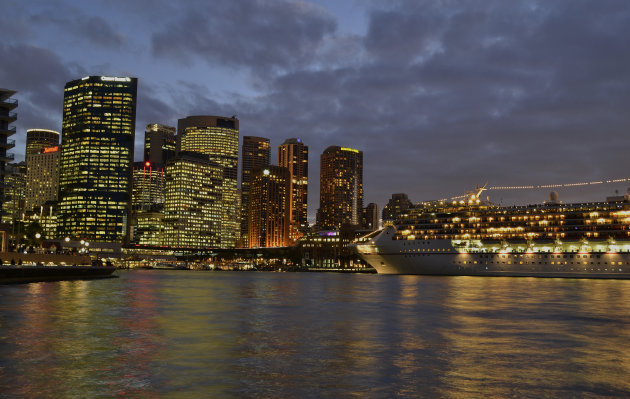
[355,226,630,278]
[360,252,630,278]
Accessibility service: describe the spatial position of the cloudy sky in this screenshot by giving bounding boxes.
[3,0,630,219]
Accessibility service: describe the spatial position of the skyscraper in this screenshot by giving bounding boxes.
[144,123,176,168]
[130,161,165,245]
[57,76,137,243]
[178,115,239,248]
[382,193,413,222]
[1,162,26,224]
[163,152,223,248]
[278,138,308,243]
[25,145,60,210]
[248,166,291,248]
[240,136,270,247]
[132,162,165,212]
[362,202,379,231]
[318,146,363,229]
[0,89,17,226]
[26,129,59,157]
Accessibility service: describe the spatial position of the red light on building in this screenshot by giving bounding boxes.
[42,146,59,153]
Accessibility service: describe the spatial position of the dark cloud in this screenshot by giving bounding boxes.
[0,43,86,159]
[29,13,126,49]
[151,0,337,73]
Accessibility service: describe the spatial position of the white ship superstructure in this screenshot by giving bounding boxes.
[356,189,630,278]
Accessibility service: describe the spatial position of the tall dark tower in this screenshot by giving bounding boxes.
[248,166,291,248]
[178,115,239,248]
[278,138,308,243]
[0,89,17,229]
[144,123,176,168]
[57,76,137,243]
[318,146,363,229]
[240,136,270,247]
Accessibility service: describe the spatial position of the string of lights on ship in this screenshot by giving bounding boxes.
[444,177,630,201]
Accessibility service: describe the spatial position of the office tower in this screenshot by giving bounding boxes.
[240,136,270,247]
[318,146,363,229]
[25,145,60,210]
[382,193,413,222]
[26,129,59,157]
[178,115,239,248]
[132,162,165,211]
[144,123,176,168]
[363,203,379,231]
[57,76,137,242]
[134,211,165,246]
[278,138,308,243]
[0,89,17,223]
[248,166,291,248]
[129,161,165,245]
[163,152,223,248]
[1,162,26,224]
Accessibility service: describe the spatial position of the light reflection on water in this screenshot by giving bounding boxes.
[1,271,630,398]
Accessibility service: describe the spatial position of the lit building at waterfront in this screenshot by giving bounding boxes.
[317,146,363,229]
[1,162,26,224]
[297,226,367,269]
[130,161,166,245]
[132,162,165,212]
[178,116,239,248]
[57,76,137,243]
[25,145,60,210]
[26,129,59,157]
[240,136,270,247]
[144,123,176,168]
[382,193,414,222]
[362,202,379,231]
[248,166,291,248]
[163,152,224,249]
[278,138,308,243]
[133,211,165,246]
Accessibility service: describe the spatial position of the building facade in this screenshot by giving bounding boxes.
[144,123,176,168]
[382,193,413,222]
[1,162,26,224]
[248,166,291,248]
[163,152,224,249]
[178,115,239,248]
[278,138,308,243]
[57,76,137,243]
[0,89,17,227]
[26,129,60,157]
[132,161,165,212]
[318,146,363,229]
[25,145,60,210]
[362,202,379,231]
[240,136,270,247]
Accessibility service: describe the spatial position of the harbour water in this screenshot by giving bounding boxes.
[1,271,630,398]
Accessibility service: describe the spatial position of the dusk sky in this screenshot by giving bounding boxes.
[3,0,630,220]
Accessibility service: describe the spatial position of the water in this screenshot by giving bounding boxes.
[1,271,630,398]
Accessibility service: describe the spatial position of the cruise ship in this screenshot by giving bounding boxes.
[355,187,630,278]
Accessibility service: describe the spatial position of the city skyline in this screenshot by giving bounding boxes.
[3,0,630,217]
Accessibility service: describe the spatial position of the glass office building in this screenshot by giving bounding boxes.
[57,76,137,243]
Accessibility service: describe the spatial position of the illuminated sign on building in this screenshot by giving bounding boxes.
[42,146,59,153]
